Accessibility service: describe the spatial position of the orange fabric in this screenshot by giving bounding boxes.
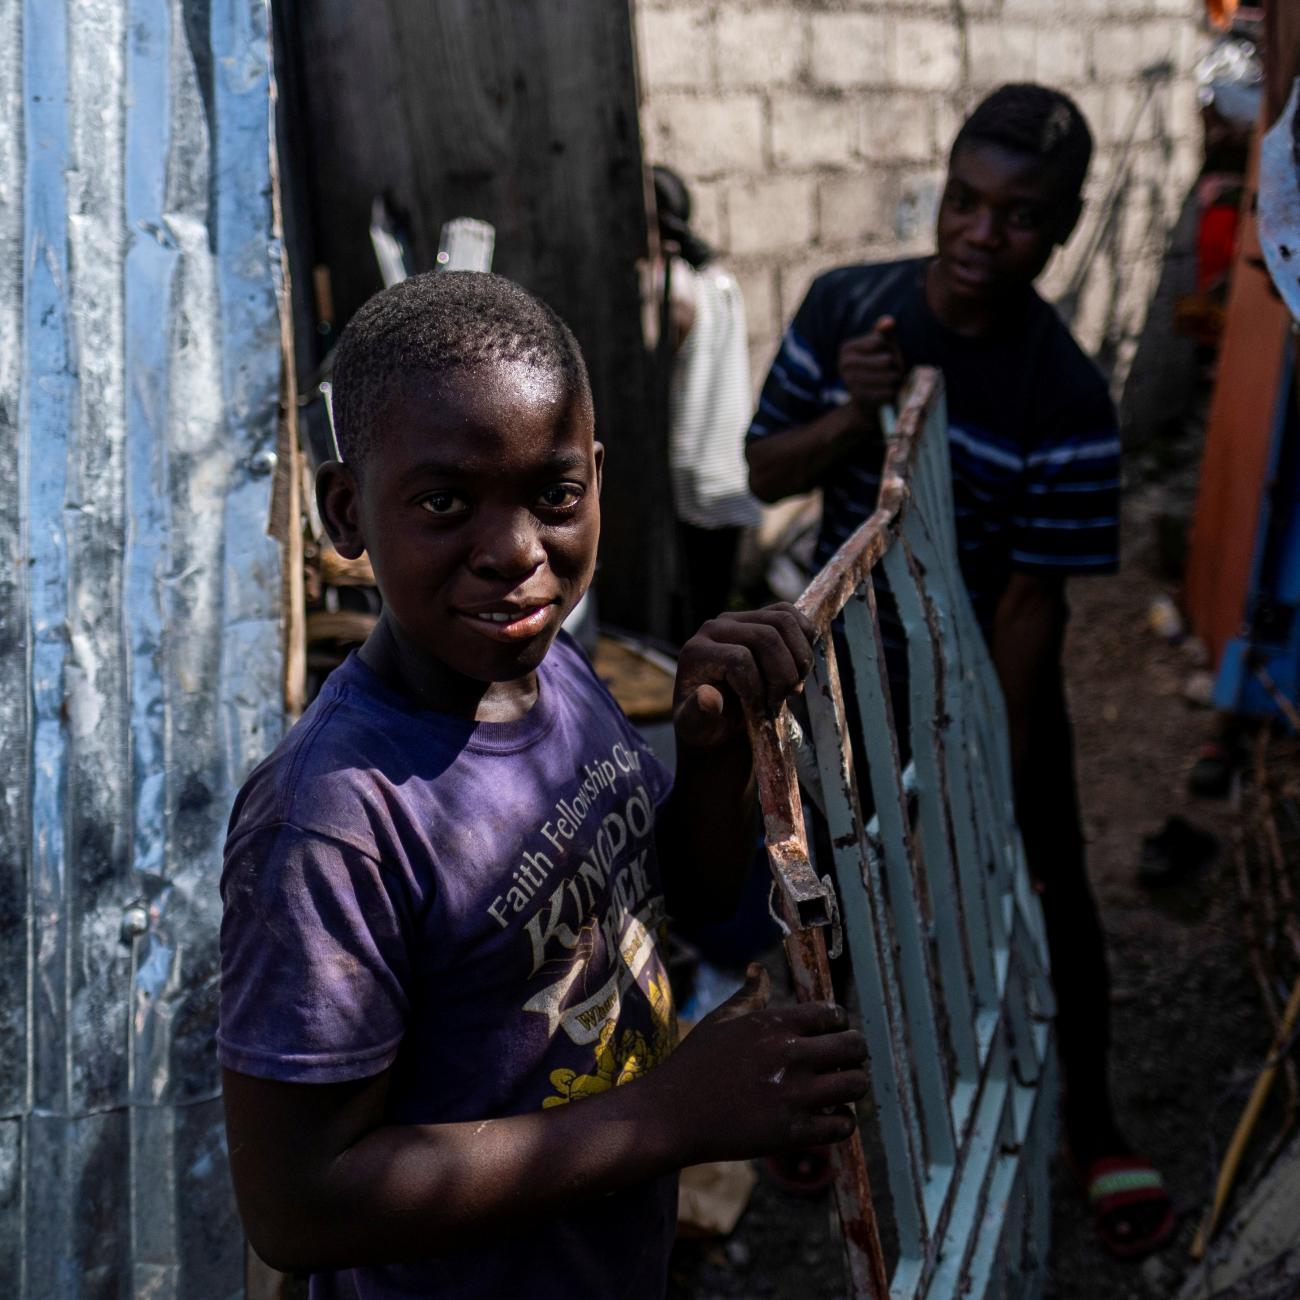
[1185,131,1291,665]
[1205,0,1238,32]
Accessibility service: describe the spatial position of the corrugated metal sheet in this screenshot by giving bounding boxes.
[0,1,285,1294]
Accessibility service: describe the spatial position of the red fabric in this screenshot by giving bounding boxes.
[1198,204,1241,291]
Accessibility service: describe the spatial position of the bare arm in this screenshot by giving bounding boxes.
[224,966,866,1274]
[746,402,881,503]
[746,316,903,504]
[989,572,1067,788]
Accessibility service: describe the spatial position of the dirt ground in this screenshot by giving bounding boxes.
[670,465,1282,1298]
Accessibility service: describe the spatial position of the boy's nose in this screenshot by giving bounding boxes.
[966,208,1001,248]
[469,509,547,580]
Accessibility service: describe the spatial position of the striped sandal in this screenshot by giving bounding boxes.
[1086,1155,1175,1260]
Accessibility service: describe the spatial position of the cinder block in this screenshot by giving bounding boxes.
[646,94,766,177]
[1000,0,1070,14]
[687,178,729,256]
[1158,77,1201,146]
[860,92,933,162]
[1117,182,1156,262]
[1065,259,1113,356]
[636,8,713,92]
[1035,27,1090,86]
[819,172,897,249]
[893,166,945,244]
[808,13,891,89]
[1092,21,1181,83]
[930,95,966,156]
[1087,27,1136,83]
[716,9,806,89]
[967,22,1037,88]
[730,262,779,344]
[1070,85,1109,146]
[749,338,781,401]
[891,16,962,92]
[1176,16,1207,72]
[1106,81,1165,146]
[1036,247,1073,302]
[727,174,818,256]
[771,95,858,168]
[778,255,839,326]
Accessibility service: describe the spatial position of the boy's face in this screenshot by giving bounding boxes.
[933,141,1080,305]
[325,362,602,689]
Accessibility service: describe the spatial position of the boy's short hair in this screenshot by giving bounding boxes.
[331,271,591,472]
[952,83,1093,204]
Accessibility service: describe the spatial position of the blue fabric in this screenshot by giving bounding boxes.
[749,257,1121,636]
[219,635,678,1299]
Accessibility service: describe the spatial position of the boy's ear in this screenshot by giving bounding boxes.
[1054,196,1084,247]
[593,441,605,495]
[316,461,366,560]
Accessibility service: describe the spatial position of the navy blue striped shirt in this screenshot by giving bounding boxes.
[748,258,1120,637]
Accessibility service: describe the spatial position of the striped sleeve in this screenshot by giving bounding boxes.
[747,287,835,442]
[1009,383,1120,577]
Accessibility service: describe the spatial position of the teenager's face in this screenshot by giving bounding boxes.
[933,141,1079,304]
[326,362,602,690]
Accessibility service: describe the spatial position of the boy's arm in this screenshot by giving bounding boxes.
[223,965,866,1273]
[655,605,815,923]
[746,402,880,503]
[989,572,1067,791]
[746,317,903,503]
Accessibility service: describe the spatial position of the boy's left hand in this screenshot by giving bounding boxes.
[673,604,815,750]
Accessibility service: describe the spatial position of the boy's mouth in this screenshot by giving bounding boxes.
[455,600,556,642]
[948,256,997,288]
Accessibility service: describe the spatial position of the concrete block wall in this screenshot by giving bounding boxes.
[636,0,1206,435]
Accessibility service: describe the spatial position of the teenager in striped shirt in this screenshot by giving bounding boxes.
[746,84,1174,1260]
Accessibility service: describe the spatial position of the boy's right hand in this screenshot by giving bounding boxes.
[650,964,869,1165]
[838,315,904,415]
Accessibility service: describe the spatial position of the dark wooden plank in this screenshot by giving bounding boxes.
[284,0,673,634]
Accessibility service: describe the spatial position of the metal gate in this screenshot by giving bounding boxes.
[750,368,1057,1298]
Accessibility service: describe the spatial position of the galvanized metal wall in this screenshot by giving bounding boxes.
[0,1,285,1295]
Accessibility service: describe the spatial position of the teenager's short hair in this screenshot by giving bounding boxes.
[952,84,1093,203]
[331,271,590,471]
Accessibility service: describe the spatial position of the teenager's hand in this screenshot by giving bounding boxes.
[672,604,815,749]
[838,315,904,414]
[648,964,868,1164]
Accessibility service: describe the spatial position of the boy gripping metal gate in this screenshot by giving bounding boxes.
[748,368,1057,1298]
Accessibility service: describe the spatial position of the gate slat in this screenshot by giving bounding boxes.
[804,636,929,1258]
[881,539,980,1083]
[843,592,956,1186]
[899,506,1001,1013]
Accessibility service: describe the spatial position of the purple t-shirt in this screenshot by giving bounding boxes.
[219,635,678,1299]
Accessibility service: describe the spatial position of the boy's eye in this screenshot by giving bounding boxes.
[1008,205,1046,231]
[537,484,584,512]
[419,491,469,517]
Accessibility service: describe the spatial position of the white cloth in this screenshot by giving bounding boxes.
[668,260,763,529]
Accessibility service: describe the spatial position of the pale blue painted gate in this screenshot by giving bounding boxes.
[750,367,1057,1298]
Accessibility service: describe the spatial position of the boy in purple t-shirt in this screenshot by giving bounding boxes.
[218,272,868,1298]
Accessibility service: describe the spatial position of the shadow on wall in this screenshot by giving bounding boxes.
[1055,62,1199,448]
